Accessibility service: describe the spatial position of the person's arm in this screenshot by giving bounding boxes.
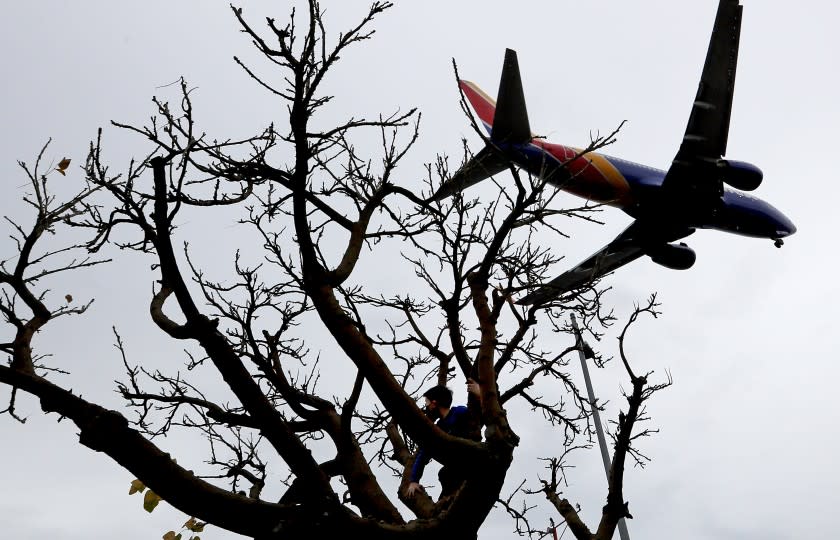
[466,378,480,399]
[465,379,483,440]
[406,447,430,497]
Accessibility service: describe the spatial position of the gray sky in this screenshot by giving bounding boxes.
[2,1,838,539]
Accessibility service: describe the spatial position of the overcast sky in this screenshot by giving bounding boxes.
[2,1,838,539]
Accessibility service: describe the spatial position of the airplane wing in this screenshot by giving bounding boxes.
[662,0,742,192]
[517,221,694,305]
[517,223,646,305]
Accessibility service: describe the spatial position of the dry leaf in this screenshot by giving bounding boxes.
[143,490,162,512]
[128,479,146,495]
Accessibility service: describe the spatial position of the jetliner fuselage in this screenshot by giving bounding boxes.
[490,137,796,241]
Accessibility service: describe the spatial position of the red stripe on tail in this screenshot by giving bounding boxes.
[459,80,496,130]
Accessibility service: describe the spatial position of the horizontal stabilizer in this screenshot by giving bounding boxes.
[429,145,510,201]
[459,80,497,133]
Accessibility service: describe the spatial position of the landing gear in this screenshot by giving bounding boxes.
[774,238,784,248]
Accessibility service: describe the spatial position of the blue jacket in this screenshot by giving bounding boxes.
[410,405,472,483]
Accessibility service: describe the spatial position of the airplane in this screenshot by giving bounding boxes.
[430,0,796,305]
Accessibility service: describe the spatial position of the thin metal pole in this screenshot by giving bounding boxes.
[570,313,630,540]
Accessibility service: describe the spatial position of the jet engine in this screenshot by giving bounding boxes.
[646,242,696,270]
[717,159,763,191]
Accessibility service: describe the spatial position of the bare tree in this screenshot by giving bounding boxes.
[0,2,670,539]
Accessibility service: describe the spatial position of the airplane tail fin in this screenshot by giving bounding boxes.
[491,48,532,144]
[458,48,532,144]
[429,49,532,201]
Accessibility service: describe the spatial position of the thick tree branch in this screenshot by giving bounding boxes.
[148,157,337,504]
[0,366,297,537]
